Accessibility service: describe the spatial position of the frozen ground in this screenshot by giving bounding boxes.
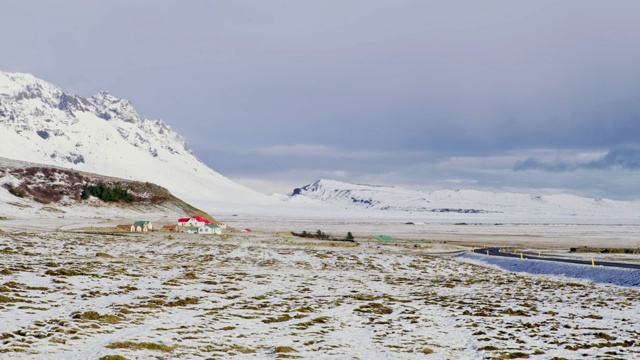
[1,217,639,359]
[220,213,640,250]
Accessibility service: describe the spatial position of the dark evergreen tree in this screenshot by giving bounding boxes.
[80,183,133,203]
[81,185,90,199]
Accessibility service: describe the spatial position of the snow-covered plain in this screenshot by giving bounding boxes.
[1,215,640,359]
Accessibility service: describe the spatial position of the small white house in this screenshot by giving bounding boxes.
[131,221,153,232]
[197,224,222,235]
[184,226,200,234]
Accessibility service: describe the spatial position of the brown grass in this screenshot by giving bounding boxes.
[106,341,174,352]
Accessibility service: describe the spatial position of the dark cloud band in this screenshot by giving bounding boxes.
[515,145,640,172]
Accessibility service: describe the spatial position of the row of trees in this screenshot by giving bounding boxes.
[81,183,133,202]
[293,230,355,242]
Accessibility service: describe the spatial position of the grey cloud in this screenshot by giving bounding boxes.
[4,1,640,156]
[515,145,640,172]
[513,159,573,172]
[582,145,640,170]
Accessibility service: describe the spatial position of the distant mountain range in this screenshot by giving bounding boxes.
[284,179,640,220]
[2,71,639,221]
[0,71,270,210]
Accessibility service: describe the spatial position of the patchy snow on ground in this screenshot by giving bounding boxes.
[1,223,639,359]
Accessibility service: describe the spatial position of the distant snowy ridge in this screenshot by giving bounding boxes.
[0,71,271,210]
[287,179,640,220]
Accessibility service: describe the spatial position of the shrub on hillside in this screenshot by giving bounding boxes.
[81,183,133,202]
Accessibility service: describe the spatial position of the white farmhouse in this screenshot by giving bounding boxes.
[177,216,211,227]
[131,221,153,232]
[177,216,223,235]
[184,226,200,234]
[198,224,222,235]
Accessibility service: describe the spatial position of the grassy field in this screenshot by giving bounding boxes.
[0,225,639,359]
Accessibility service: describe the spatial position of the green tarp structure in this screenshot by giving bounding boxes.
[375,235,397,243]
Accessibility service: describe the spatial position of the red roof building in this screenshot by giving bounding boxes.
[177,216,211,227]
[191,215,211,225]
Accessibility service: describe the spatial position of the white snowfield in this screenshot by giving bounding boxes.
[0,224,639,360]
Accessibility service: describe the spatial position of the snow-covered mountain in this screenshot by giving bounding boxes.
[4,71,639,221]
[0,71,271,210]
[287,179,640,221]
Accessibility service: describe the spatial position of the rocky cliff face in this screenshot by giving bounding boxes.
[0,72,193,165]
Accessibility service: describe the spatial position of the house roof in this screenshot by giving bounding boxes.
[206,224,220,228]
[133,221,150,226]
[178,216,211,225]
[161,225,176,229]
[192,215,211,224]
[375,235,397,243]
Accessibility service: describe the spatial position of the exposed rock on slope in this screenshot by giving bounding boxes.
[0,158,215,222]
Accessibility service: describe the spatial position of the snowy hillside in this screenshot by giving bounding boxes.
[0,72,271,210]
[287,179,640,221]
[0,157,215,224]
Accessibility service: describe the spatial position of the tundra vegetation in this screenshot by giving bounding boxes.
[0,229,638,359]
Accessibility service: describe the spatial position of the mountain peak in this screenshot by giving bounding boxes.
[0,71,45,90]
[0,71,271,208]
[0,72,62,107]
[90,91,141,123]
[286,178,637,218]
[294,179,397,195]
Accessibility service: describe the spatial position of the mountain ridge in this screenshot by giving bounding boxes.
[4,71,639,220]
[286,179,640,219]
[0,71,271,210]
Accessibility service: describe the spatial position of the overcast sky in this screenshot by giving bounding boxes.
[2,1,640,199]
